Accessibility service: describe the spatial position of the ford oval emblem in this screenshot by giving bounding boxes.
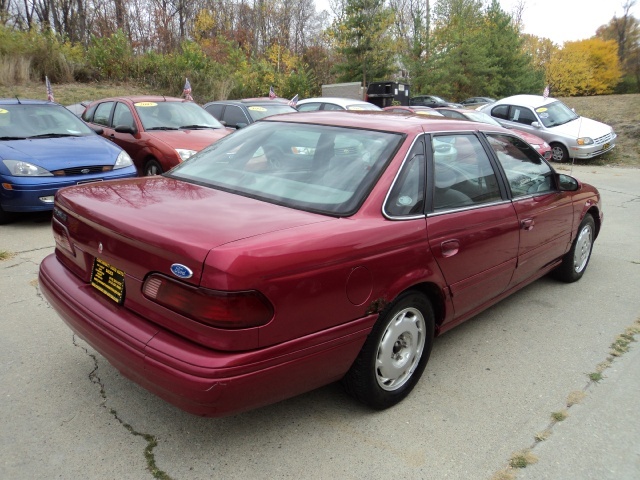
[170,264,193,279]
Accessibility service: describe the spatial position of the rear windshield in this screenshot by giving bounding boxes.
[0,103,96,139]
[168,121,403,216]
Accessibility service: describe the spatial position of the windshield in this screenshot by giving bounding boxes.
[464,111,502,127]
[169,121,403,216]
[0,103,96,139]
[246,104,297,121]
[534,101,579,128]
[134,101,224,130]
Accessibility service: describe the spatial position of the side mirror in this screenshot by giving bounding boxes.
[114,125,137,135]
[557,173,580,191]
[531,121,541,128]
[90,125,104,135]
[219,120,227,126]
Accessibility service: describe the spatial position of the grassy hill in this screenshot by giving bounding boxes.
[2,82,638,167]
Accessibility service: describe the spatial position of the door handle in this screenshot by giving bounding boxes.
[521,218,535,231]
[441,240,460,258]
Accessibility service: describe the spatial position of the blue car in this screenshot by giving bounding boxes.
[0,99,137,223]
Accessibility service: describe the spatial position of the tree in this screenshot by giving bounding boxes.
[329,0,397,85]
[546,39,622,96]
[596,0,640,92]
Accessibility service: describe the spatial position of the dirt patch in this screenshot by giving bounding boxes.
[559,94,640,167]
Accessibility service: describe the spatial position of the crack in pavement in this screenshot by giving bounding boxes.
[71,334,174,480]
[491,318,640,479]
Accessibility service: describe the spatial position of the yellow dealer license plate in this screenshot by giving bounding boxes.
[91,258,125,304]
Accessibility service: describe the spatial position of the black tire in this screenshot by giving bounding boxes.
[553,214,595,282]
[0,205,16,225]
[342,291,435,410]
[550,142,569,162]
[144,159,163,176]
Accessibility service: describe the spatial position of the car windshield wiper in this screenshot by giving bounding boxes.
[146,126,180,131]
[27,133,78,138]
[179,124,216,130]
[0,136,27,140]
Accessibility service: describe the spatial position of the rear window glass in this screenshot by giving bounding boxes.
[169,121,403,216]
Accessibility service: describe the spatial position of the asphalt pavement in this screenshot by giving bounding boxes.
[1,164,639,480]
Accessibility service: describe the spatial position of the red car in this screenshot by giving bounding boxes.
[39,112,602,417]
[435,107,553,160]
[82,96,231,176]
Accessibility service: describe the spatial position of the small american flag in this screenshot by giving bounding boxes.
[45,76,54,102]
[269,86,276,99]
[543,85,550,99]
[288,94,299,107]
[183,78,193,101]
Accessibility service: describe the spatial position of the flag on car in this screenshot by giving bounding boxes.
[543,85,549,99]
[183,78,193,101]
[269,86,276,99]
[45,76,54,102]
[288,94,299,107]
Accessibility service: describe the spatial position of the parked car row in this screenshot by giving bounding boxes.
[2,91,616,225]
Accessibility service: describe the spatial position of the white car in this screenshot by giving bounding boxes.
[296,97,381,112]
[479,95,616,162]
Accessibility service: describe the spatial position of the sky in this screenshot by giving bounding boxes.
[499,0,640,45]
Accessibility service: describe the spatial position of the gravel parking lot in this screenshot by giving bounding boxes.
[1,164,639,480]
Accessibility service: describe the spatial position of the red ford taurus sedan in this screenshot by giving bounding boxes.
[39,111,602,417]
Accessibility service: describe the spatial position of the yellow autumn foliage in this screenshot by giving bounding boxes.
[546,38,622,96]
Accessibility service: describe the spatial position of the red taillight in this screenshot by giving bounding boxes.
[52,217,75,255]
[142,274,274,329]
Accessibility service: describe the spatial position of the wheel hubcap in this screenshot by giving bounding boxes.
[552,146,564,161]
[376,307,426,391]
[573,224,593,273]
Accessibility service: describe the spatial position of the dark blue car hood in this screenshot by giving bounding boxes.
[0,135,122,169]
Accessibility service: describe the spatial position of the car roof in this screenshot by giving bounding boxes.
[266,110,509,135]
[0,98,57,105]
[205,99,292,107]
[296,97,374,106]
[87,95,187,105]
[494,94,556,108]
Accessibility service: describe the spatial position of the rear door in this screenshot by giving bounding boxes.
[425,133,520,320]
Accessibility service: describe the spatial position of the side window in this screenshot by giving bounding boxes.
[323,103,344,111]
[486,134,555,197]
[509,107,537,125]
[223,106,249,128]
[297,103,322,112]
[205,104,224,119]
[431,134,502,211]
[386,138,426,217]
[491,104,509,120]
[93,102,114,126]
[112,102,134,129]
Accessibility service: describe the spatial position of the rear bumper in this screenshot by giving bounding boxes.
[39,254,372,416]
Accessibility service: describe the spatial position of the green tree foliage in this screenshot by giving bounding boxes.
[546,39,622,96]
[412,0,541,100]
[329,0,397,85]
[596,1,640,93]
